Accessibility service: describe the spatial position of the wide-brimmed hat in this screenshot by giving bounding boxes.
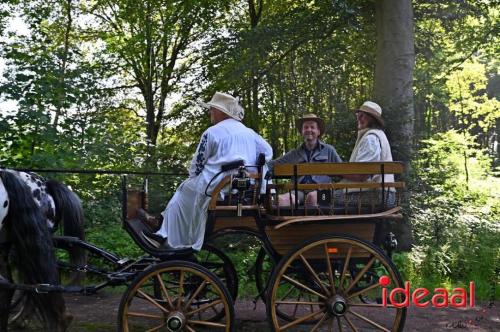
[199,92,244,121]
[355,101,384,127]
[295,114,325,135]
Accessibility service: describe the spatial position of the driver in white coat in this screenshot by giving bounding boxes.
[142,92,272,250]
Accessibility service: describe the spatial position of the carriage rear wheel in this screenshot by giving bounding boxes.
[266,234,406,332]
[196,243,238,301]
[255,247,276,302]
[118,260,234,332]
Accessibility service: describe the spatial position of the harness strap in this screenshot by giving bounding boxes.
[0,277,83,293]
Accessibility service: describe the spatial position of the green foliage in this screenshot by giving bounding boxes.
[209,234,262,297]
[445,61,500,137]
[403,130,500,300]
[83,198,143,259]
[415,130,491,189]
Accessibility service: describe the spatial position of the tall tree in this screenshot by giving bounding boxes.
[0,0,97,167]
[374,0,415,163]
[373,0,415,250]
[89,0,226,167]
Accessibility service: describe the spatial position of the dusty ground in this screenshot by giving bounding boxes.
[56,291,498,331]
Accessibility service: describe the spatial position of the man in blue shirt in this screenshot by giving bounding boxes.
[267,114,342,206]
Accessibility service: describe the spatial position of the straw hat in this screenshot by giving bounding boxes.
[295,114,325,135]
[199,92,244,121]
[355,101,384,127]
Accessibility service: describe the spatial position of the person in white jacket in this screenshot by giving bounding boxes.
[142,92,272,250]
[336,101,395,207]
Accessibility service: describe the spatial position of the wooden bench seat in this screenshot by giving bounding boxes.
[268,162,404,214]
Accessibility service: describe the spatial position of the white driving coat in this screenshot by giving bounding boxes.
[156,119,272,250]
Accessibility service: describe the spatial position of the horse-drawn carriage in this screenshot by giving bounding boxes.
[1,161,407,331]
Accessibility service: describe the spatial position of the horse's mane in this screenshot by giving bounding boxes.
[0,170,68,330]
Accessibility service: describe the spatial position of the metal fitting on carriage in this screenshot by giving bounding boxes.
[231,166,251,216]
[35,283,51,293]
[383,232,398,257]
[231,166,251,192]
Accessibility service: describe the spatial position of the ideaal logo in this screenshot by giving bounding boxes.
[379,275,475,308]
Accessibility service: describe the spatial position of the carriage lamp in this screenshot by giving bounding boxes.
[231,166,252,216]
[231,166,251,191]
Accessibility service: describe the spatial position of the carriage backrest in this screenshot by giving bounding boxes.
[268,162,405,216]
[125,189,148,220]
[272,162,404,177]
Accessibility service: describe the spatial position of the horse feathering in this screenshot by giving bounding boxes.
[0,171,71,331]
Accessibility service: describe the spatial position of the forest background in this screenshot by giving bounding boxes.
[0,0,498,301]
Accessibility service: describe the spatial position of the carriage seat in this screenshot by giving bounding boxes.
[266,162,405,219]
[124,189,193,259]
[125,217,193,259]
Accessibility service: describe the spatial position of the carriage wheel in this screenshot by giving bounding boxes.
[255,247,276,302]
[196,244,238,301]
[118,260,234,332]
[266,234,406,332]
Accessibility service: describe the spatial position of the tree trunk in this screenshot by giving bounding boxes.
[53,0,73,128]
[247,0,263,131]
[373,0,415,251]
[374,0,415,163]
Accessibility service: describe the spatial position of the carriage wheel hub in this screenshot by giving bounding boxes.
[166,312,186,332]
[327,295,348,316]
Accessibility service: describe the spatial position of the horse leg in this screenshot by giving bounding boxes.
[0,247,14,332]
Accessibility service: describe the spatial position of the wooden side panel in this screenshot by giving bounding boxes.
[266,221,376,258]
[211,216,375,259]
[212,216,259,232]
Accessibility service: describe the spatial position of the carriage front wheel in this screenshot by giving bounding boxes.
[118,260,234,332]
[266,234,406,332]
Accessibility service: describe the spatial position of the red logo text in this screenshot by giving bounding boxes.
[379,275,475,308]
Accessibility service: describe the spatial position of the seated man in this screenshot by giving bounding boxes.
[267,114,342,206]
[335,101,396,207]
[142,92,272,249]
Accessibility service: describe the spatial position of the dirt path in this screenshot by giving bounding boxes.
[60,292,498,331]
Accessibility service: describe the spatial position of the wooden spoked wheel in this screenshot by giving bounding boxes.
[266,234,406,332]
[118,260,234,332]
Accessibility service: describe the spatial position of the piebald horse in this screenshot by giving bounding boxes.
[0,169,85,331]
